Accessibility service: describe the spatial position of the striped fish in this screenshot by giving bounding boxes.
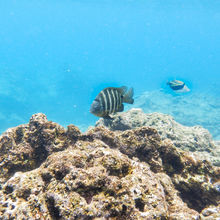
[90,86,134,118]
[167,80,190,93]
[167,80,185,90]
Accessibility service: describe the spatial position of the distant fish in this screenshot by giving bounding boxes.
[167,80,190,93]
[90,86,134,119]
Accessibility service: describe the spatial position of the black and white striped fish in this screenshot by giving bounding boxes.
[90,86,134,119]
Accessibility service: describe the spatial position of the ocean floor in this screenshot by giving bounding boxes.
[127,89,220,140]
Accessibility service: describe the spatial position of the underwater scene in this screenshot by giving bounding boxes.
[0,0,220,219]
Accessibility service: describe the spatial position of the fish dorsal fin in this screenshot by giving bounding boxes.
[117,86,128,95]
[173,80,184,86]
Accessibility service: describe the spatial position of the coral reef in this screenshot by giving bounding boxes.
[96,108,220,166]
[0,113,80,185]
[0,113,219,219]
[131,90,220,140]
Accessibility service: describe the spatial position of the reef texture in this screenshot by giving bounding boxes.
[132,90,220,140]
[96,108,220,167]
[0,113,219,219]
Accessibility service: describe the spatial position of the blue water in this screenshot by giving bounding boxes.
[0,0,220,135]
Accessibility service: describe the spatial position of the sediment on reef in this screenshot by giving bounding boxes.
[0,113,219,219]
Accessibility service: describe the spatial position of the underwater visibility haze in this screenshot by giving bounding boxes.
[0,0,220,138]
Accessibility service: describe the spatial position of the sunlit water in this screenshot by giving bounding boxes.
[0,0,219,139]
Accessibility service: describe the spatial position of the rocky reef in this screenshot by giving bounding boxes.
[0,113,219,219]
[96,108,220,167]
[131,90,220,140]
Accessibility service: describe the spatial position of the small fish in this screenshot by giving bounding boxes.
[90,86,134,119]
[167,80,190,92]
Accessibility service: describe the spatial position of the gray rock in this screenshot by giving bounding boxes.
[96,108,220,166]
[130,90,220,140]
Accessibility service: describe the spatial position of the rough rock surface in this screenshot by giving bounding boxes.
[132,90,220,140]
[96,108,220,166]
[0,113,219,219]
[0,113,80,185]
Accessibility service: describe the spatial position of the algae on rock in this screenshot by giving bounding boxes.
[96,108,220,166]
[0,113,219,219]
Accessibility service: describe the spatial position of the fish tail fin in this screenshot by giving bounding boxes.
[183,85,190,92]
[123,87,134,104]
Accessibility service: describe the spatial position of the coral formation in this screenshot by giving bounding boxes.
[0,113,219,219]
[132,90,220,140]
[96,108,220,166]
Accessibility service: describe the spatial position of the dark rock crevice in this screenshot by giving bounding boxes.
[175,181,220,213]
[46,196,61,220]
